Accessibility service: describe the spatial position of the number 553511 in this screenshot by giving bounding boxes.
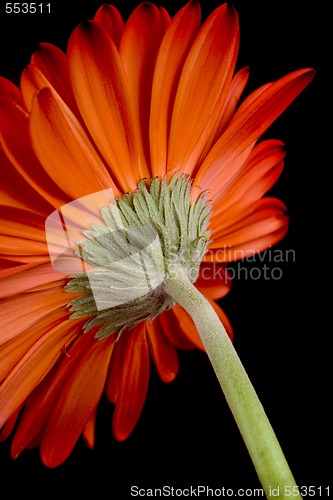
[5,3,51,14]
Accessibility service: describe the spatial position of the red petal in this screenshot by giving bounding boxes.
[119,3,169,176]
[146,321,179,383]
[67,21,139,193]
[40,333,114,467]
[150,0,201,177]
[0,287,71,346]
[194,68,314,197]
[94,4,124,47]
[112,324,150,441]
[0,262,68,299]
[10,328,94,459]
[195,262,232,300]
[208,198,288,261]
[0,307,68,383]
[196,66,249,166]
[20,43,79,116]
[0,261,33,279]
[1,206,45,237]
[105,331,127,405]
[159,305,204,351]
[168,4,239,176]
[0,150,52,214]
[0,409,20,443]
[158,308,197,350]
[212,139,285,211]
[0,77,23,106]
[30,88,117,199]
[172,304,204,350]
[0,319,82,430]
[0,97,69,209]
[82,406,97,449]
[207,298,234,342]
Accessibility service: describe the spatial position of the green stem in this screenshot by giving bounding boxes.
[164,267,301,500]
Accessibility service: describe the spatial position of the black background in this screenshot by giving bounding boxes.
[0,0,329,497]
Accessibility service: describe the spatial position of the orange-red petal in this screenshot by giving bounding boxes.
[67,21,139,193]
[105,329,127,405]
[168,4,239,175]
[40,332,114,467]
[119,3,169,176]
[1,206,46,241]
[212,139,285,212]
[94,4,124,47]
[0,319,82,430]
[196,262,232,300]
[112,324,150,441]
[0,409,20,443]
[196,66,249,165]
[146,320,179,383]
[194,68,315,197]
[207,198,288,262]
[0,307,68,382]
[0,77,23,105]
[30,88,117,199]
[0,262,67,299]
[20,43,79,116]
[0,286,72,345]
[82,406,97,449]
[208,298,234,342]
[0,97,69,209]
[150,0,201,177]
[0,149,52,214]
[159,305,203,351]
[10,327,96,459]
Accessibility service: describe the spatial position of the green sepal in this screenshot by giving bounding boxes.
[66,174,211,339]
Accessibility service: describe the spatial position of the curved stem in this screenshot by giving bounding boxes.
[164,267,301,500]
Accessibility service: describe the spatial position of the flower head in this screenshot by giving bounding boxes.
[0,1,314,467]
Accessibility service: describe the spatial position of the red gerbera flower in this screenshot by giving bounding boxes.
[0,0,313,470]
